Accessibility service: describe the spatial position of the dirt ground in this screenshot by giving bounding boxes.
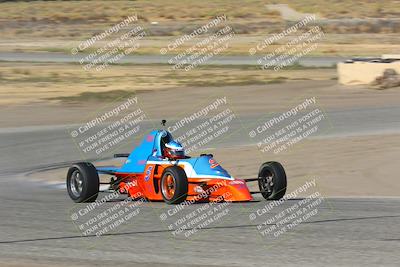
[2,79,400,127]
[0,62,336,106]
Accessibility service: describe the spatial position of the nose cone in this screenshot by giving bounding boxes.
[207,179,253,202]
[224,179,253,201]
[193,156,232,179]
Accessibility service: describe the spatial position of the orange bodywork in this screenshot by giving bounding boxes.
[116,163,252,202]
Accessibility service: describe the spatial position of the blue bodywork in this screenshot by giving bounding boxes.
[97,130,232,179]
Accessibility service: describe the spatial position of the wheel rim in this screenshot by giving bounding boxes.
[260,169,274,196]
[162,174,175,200]
[70,170,83,197]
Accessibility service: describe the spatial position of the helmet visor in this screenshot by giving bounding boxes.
[169,149,185,157]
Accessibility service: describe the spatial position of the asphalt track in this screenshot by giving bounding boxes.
[0,105,400,266]
[1,106,400,175]
[0,52,344,67]
[0,176,399,266]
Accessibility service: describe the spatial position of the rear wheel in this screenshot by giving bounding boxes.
[258,161,287,200]
[67,162,99,203]
[160,166,188,204]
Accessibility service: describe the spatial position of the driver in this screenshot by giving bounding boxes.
[163,141,186,159]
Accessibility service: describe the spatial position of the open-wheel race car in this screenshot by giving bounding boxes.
[67,124,287,204]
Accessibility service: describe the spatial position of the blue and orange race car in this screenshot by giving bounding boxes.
[67,126,287,204]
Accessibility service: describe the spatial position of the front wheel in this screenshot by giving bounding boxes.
[66,162,99,203]
[258,161,287,200]
[160,166,188,204]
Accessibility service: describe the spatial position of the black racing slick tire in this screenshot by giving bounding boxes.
[160,166,188,204]
[67,162,99,203]
[258,161,287,200]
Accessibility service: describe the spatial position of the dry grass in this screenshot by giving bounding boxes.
[0,0,280,24]
[1,1,400,57]
[0,0,281,40]
[1,0,400,40]
[291,0,400,19]
[2,0,399,25]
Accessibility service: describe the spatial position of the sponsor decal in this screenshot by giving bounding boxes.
[144,165,153,181]
[209,158,220,169]
[146,134,154,142]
